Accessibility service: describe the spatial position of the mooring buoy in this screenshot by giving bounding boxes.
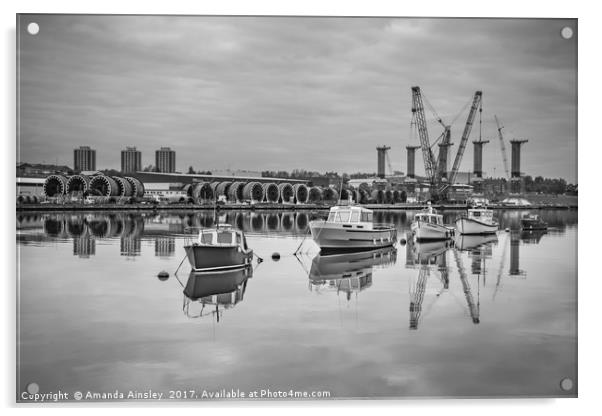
[399,238,407,245]
[157,271,169,281]
[271,252,281,261]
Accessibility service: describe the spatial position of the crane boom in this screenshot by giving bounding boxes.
[448,91,483,186]
[411,86,437,184]
[494,115,511,179]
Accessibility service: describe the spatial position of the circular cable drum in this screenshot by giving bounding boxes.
[293,184,309,204]
[124,177,145,198]
[262,183,280,203]
[111,176,133,197]
[243,182,264,202]
[89,175,120,197]
[43,175,68,197]
[393,190,401,203]
[215,182,232,199]
[371,189,385,204]
[66,175,90,194]
[192,182,213,204]
[354,189,366,204]
[307,186,323,203]
[210,182,221,195]
[323,187,338,203]
[228,181,245,202]
[278,183,294,203]
[182,184,193,198]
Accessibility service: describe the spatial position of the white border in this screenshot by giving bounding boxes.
[2,1,598,415]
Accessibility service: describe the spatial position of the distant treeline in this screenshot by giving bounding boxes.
[261,169,380,181]
[522,176,577,195]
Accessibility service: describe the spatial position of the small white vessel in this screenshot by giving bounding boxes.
[411,204,454,241]
[455,208,498,235]
[309,205,397,252]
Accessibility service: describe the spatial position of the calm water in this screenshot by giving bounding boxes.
[16,209,577,400]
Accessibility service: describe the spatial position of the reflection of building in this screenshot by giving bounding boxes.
[73,234,95,258]
[121,237,141,257]
[155,237,175,258]
[73,146,96,172]
[509,231,525,276]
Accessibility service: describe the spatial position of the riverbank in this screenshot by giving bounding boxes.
[16,202,578,212]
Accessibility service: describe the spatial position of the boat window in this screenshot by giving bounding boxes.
[217,232,233,244]
[200,232,214,244]
[328,212,336,221]
[338,211,350,222]
[473,211,481,217]
[350,211,360,223]
[361,212,373,222]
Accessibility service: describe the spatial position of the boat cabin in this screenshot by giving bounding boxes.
[414,209,444,226]
[468,208,494,222]
[326,206,374,225]
[196,225,248,250]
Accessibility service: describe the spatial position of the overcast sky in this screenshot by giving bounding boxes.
[18,15,577,182]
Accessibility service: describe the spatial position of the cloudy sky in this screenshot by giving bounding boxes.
[18,15,577,181]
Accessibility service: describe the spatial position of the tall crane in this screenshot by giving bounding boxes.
[411,86,438,186]
[494,115,511,180]
[447,91,483,188]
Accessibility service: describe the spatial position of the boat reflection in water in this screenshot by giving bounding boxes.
[454,233,498,252]
[182,265,253,322]
[308,247,397,301]
[520,229,547,244]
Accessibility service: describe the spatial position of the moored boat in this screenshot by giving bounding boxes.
[184,224,253,272]
[455,208,498,235]
[411,204,454,241]
[309,205,397,252]
[521,213,548,231]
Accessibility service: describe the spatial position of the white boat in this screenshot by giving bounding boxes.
[455,208,498,235]
[184,224,253,271]
[411,204,454,241]
[309,205,397,252]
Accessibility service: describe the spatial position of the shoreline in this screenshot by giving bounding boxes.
[15,202,578,212]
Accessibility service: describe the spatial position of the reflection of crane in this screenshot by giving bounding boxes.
[495,115,511,180]
[409,267,429,330]
[452,249,480,324]
[493,232,510,300]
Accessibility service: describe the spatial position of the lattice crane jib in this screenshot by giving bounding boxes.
[495,115,511,180]
[448,91,483,186]
[411,86,437,184]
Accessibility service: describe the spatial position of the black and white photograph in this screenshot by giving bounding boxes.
[15,12,578,403]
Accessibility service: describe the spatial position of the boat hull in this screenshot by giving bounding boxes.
[184,244,253,272]
[411,221,453,241]
[455,217,498,235]
[309,221,397,251]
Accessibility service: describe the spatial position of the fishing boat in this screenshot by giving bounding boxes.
[455,208,498,235]
[521,213,548,231]
[309,205,397,252]
[184,224,253,272]
[410,204,454,241]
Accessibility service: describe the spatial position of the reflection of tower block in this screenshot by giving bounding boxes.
[509,231,525,277]
[121,237,141,257]
[155,237,176,258]
[73,235,95,258]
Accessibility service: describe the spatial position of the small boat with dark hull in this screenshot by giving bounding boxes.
[184,224,253,272]
[309,205,397,252]
[521,213,548,231]
[455,208,498,235]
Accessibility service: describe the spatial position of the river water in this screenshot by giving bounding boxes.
[16,208,577,400]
